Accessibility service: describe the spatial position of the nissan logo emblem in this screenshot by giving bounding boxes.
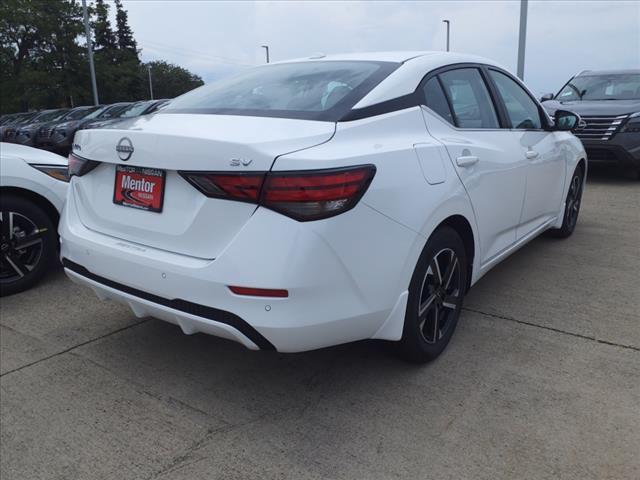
[116,137,134,161]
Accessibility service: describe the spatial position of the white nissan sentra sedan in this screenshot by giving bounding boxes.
[60,52,586,362]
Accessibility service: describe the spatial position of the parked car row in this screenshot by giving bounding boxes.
[0,99,170,156]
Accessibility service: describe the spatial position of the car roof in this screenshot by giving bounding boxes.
[275,50,500,66]
[271,51,507,109]
[577,69,640,76]
[355,51,506,108]
[275,51,439,64]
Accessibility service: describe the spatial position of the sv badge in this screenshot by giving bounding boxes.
[230,158,253,167]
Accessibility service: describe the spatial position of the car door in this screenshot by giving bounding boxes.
[487,69,566,239]
[420,67,527,265]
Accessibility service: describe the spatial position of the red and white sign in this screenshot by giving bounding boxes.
[113,165,166,212]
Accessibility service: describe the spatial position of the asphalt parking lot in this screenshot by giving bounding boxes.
[1,167,638,480]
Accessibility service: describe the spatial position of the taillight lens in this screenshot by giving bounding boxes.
[68,153,100,177]
[262,166,376,221]
[179,172,265,203]
[179,165,375,221]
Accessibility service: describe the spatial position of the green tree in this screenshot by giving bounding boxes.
[92,0,116,51]
[90,0,144,103]
[0,0,205,113]
[114,0,136,51]
[142,61,204,99]
[0,0,88,112]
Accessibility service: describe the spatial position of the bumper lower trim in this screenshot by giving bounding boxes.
[62,258,276,350]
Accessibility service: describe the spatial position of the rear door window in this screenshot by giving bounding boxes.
[422,77,454,125]
[438,68,499,129]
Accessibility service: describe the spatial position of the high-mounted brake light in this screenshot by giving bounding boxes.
[68,153,100,177]
[179,165,376,221]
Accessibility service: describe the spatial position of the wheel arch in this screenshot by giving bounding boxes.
[435,214,475,292]
[577,157,587,178]
[0,186,61,228]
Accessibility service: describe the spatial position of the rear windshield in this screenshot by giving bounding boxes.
[556,73,640,101]
[99,104,132,119]
[65,106,101,120]
[83,106,109,120]
[164,61,399,121]
[33,110,68,123]
[119,101,153,118]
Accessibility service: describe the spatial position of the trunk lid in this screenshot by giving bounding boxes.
[71,113,335,259]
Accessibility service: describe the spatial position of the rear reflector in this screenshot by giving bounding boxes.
[228,286,289,298]
[179,165,376,221]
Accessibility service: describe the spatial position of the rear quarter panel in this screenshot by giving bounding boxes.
[273,107,481,304]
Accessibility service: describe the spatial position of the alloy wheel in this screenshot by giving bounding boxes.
[566,172,583,230]
[417,248,462,344]
[0,211,46,283]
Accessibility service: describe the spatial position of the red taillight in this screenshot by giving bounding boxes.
[262,166,375,221]
[179,165,375,221]
[68,153,100,177]
[180,172,265,203]
[228,286,289,298]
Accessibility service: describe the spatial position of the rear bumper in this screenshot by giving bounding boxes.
[59,182,418,352]
[63,259,271,350]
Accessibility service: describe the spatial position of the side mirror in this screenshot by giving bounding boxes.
[540,93,554,102]
[554,110,583,131]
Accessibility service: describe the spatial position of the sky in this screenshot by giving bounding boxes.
[113,0,640,95]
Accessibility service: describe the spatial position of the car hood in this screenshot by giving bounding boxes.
[542,99,640,116]
[0,142,68,166]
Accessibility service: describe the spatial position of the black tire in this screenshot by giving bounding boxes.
[548,165,585,238]
[397,226,468,363]
[0,194,57,296]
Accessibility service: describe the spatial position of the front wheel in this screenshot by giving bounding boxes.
[397,226,468,363]
[0,195,57,296]
[549,165,584,238]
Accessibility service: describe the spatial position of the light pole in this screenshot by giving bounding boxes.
[81,0,99,105]
[261,45,270,63]
[442,20,450,52]
[517,0,528,80]
[147,65,154,100]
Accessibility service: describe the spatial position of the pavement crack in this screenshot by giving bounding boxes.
[145,413,273,480]
[463,306,640,352]
[69,350,228,424]
[0,318,150,378]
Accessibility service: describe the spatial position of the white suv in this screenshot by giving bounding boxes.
[59,52,586,362]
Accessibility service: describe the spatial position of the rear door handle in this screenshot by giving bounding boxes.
[456,155,479,167]
[526,150,539,159]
